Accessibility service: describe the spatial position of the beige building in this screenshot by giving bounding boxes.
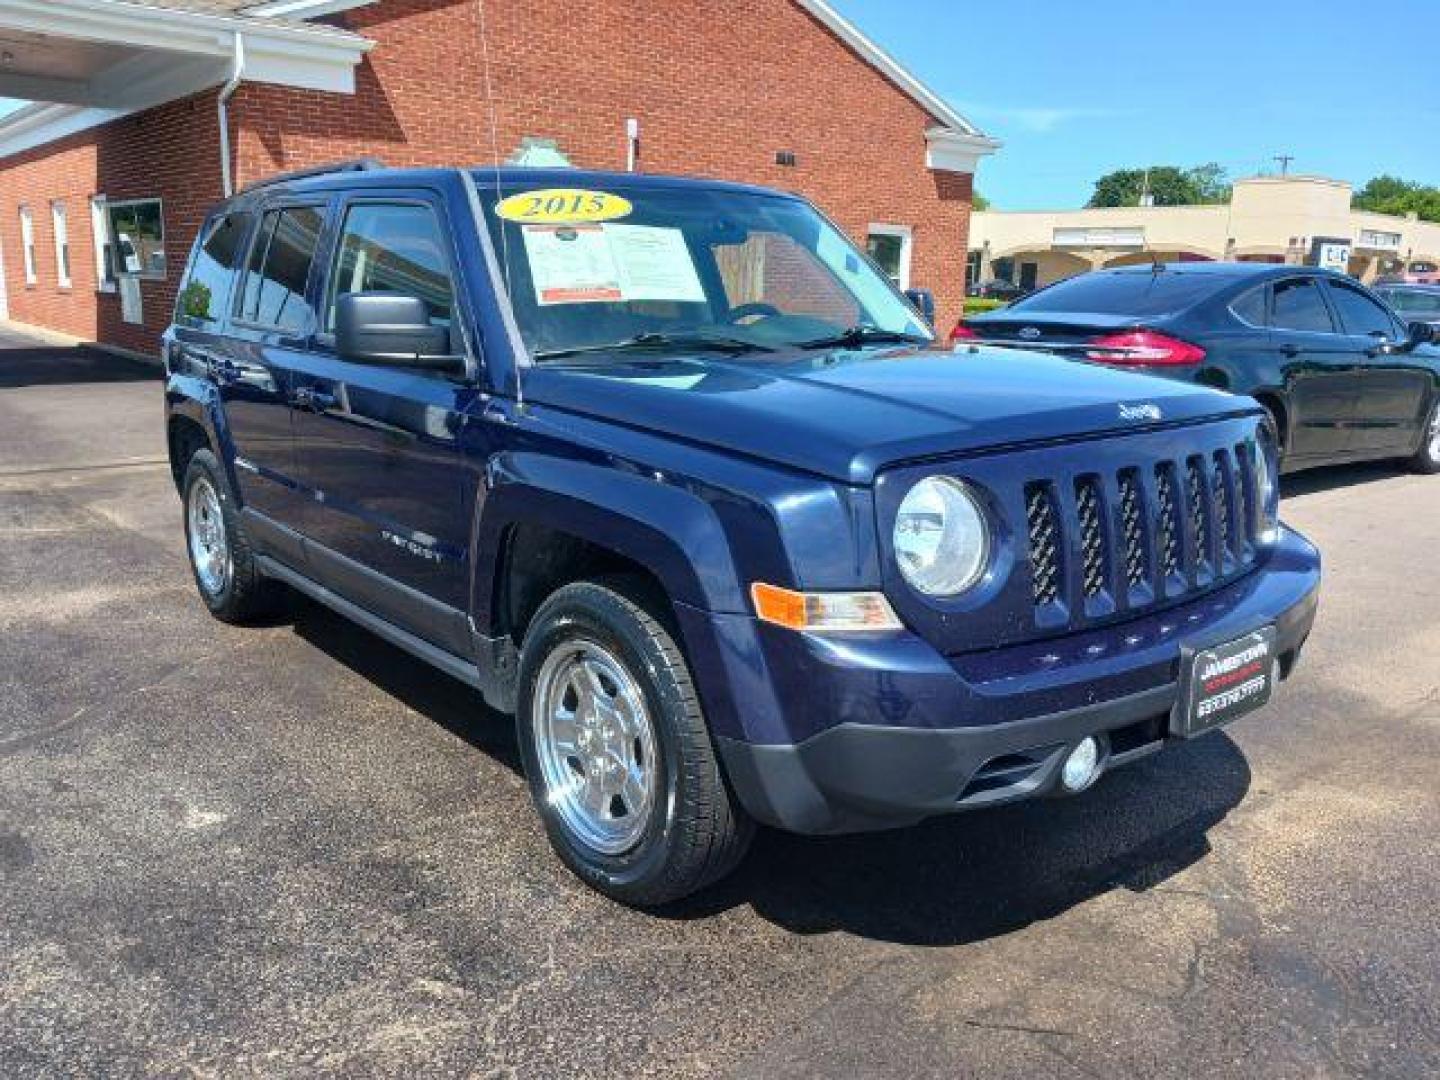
[969,175,1440,291]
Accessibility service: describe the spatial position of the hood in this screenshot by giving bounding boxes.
[522,346,1254,484]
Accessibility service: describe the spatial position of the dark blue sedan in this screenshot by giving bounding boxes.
[956,263,1440,474]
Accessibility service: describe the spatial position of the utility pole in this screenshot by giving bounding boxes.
[1274,154,1295,176]
[1139,167,1154,207]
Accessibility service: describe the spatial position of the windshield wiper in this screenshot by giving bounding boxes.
[795,325,933,351]
[533,332,773,362]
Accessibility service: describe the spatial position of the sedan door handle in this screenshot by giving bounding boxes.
[291,387,336,413]
[1279,344,1301,358]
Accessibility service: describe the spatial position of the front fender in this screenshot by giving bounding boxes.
[471,451,751,627]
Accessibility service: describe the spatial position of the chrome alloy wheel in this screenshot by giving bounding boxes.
[532,640,659,855]
[187,477,231,598]
[1429,402,1440,462]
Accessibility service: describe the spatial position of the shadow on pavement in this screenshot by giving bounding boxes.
[287,596,523,775]
[674,734,1249,945]
[284,593,1250,947]
[1281,460,1410,498]
[0,342,159,389]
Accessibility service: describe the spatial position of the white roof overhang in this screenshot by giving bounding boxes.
[0,0,371,158]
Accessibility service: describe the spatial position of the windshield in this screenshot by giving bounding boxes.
[476,178,930,358]
[1006,270,1230,318]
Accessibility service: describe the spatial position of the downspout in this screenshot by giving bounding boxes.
[217,33,246,197]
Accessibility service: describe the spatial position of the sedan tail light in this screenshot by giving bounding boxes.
[949,321,979,344]
[1085,330,1205,366]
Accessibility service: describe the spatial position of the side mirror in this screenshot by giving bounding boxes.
[334,292,465,373]
[1407,320,1436,348]
[904,287,936,327]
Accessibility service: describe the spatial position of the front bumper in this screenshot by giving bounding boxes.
[681,527,1320,835]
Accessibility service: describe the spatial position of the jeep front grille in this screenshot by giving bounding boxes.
[1025,482,1061,606]
[1118,469,1147,588]
[1075,476,1107,598]
[1023,437,1263,622]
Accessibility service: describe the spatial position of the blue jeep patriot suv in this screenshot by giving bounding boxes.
[164,162,1321,906]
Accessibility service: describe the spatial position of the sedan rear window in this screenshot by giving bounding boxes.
[1007,271,1227,318]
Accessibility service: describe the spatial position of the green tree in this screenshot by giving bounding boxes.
[1353,175,1440,223]
[972,191,991,211]
[1087,163,1231,208]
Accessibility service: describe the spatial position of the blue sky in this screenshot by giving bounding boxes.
[830,0,1440,209]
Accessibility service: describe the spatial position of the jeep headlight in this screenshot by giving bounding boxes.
[1255,431,1281,544]
[893,477,991,596]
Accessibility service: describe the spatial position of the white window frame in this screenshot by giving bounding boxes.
[51,200,71,289]
[90,196,115,293]
[867,223,914,291]
[18,205,36,285]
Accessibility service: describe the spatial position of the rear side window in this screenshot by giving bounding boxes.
[1270,278,1335,333]
[325,202,455,330]
[1230,286,1267,326]
[1327,281,1398,338]
[177,211,251,326]
[1008,271,1226,318]
[237,205,325,332]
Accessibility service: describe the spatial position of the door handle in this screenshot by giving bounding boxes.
[291,386,336,413]
[1279,344,1301,358]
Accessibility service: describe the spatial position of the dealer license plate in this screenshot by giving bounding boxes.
[1174,626,1277,738]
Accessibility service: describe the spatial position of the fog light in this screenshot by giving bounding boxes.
[1060,737,1101,793]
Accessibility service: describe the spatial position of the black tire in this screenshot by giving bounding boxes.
[515,579,753,906]
[180,448,286,623]
[1409,396,1440,474]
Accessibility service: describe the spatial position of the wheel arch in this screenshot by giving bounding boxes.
[471,454,751,644]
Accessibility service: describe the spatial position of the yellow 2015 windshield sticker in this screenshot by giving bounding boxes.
[494,188,633,225]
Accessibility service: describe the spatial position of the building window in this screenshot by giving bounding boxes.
[91,197,116,293]
[18,206,36,285]
[105,198,166,280]
[51,201,71,288]
[865,224,913,290]
[966,250,982,289]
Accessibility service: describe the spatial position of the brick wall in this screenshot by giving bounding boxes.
[0,0,974,352]
[0,93,225,354]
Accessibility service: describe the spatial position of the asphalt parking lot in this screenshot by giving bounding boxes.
[2,326,1437,1078]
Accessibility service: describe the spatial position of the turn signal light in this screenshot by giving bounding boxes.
[1085,331,1205,366]
[750,583,902,633]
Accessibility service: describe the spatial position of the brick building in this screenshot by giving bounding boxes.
[0,0,998,355]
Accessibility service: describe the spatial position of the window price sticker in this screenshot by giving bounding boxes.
[521,222,705,307]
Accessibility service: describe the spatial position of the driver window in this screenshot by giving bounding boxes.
[714,231,860,326]
[326,202,455,331]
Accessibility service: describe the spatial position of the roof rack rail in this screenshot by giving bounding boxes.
[237,157,384,195]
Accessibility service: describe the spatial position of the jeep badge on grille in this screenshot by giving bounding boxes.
[1119,403,1163,422]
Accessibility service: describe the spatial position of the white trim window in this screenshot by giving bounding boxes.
[90,196,115,292]
[866,223,914,291]
[18,205,37,285]
[51,200,71,288]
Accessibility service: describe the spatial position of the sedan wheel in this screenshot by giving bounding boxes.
[1413,399,1440,474]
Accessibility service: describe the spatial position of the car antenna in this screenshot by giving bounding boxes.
[472,0,522,406]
